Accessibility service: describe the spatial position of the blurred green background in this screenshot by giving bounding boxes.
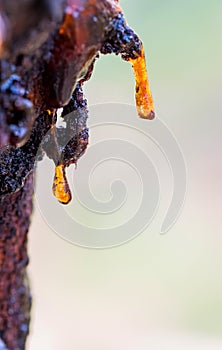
[28,1,222,349]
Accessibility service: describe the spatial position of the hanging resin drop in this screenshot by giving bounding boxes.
[52,164,72,204]
[129,47,155,120]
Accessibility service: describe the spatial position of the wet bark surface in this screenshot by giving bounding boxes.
[0,1,153,348]
[0,172,33,350]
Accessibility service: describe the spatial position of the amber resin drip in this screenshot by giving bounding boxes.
[0,14,5,57]
[129,47,155,120]
[0,0,156,347]
[52,164,72,204]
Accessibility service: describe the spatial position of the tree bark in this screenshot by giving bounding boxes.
[0,1,152,348]
[0,172,33,349]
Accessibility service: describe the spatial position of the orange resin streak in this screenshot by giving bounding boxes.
[129,47,155,120]
[0,15,4,56]
[52,164,72,204]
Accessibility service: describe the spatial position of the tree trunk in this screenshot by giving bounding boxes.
[0,172,33,349]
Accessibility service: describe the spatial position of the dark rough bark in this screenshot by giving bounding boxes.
[0,0,151,348]
[0,172,33,350]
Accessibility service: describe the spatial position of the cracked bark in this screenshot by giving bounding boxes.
[0,1,154,348]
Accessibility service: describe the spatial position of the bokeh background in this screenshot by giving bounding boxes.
[28,1,222,349]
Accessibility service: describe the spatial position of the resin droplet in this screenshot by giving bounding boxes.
[52,164,72,205]
[129,48,155,120]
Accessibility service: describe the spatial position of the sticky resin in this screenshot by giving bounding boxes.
[52,164,72,204]
[129,47,155,120]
